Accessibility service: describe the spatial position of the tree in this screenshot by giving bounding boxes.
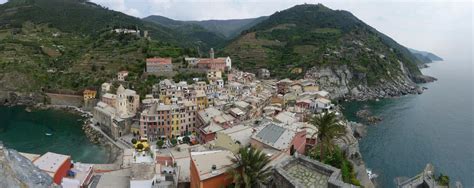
[156,140,164,148]
[170,138,177,146]
[136,143,144,150]
[131,138,137,144]
[437,173,450,186]
[310,112,345,161]
[227,146,272,188]
[183,136,190,144]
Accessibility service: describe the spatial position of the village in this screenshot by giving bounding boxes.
[8,48,371,188]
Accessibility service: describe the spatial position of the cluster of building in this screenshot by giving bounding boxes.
[77,48,361,187]
[146,48,232,77]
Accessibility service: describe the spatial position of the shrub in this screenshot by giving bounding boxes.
[170,138,177,146]
[437,173,449,186]
[156,140,164,148]
[136,143,144,150]
[183,136,190,144]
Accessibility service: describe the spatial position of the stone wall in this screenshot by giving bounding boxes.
[46,93,83,107]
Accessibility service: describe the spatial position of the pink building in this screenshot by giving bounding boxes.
[196,58,227,72]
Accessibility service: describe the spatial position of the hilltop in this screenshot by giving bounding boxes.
[0,0,198,99]
[223,4,433,99]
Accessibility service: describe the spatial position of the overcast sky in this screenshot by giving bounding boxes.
[0,0,472,61]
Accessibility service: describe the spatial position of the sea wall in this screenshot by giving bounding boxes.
[45,93,84,107]
[82,122,123,164]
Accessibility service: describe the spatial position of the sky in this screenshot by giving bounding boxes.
[0,0,472,61]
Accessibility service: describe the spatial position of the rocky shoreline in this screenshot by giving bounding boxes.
[334,119,375,188]
[305,66,437,101]
[0,93,122,165]
[82,122,123,164]
[0,91,47,107]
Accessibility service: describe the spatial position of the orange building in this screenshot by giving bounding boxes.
[33,152,72,185]
[83,89,97,101]
[190,150,236,188]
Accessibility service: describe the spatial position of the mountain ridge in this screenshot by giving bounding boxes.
[143,15,268,40]
[224,4,433,99]
[409,48,443,63]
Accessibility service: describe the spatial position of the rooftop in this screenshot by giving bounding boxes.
[253,123,296,150]
[146,57,172,64]
[274,155,354,188]
[33,152,70,173]
[191,150,236,180]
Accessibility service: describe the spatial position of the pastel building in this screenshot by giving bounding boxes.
[191,48,232,71]
[93,85,139,139]
[190,150,236,188]
[139,101,197,139]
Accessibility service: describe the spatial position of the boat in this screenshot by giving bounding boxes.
[366,168,378,179]
[45,133,53,136]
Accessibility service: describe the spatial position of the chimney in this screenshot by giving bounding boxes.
[210,48,215,59]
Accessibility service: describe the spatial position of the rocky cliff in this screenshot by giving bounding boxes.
[0,144,54,188]
[0,91,47,106]
[334,121,374,188]
[304,65,434,100]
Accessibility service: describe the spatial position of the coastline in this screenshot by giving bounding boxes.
[1,102,122,165]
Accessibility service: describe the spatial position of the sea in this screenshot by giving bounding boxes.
[0,106,109,163]
[343,58,473,187]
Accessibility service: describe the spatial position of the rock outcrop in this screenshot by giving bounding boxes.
[305,65,433,101]
[0,144,54,188]
[333,121,375,188]
[0,91,47,106]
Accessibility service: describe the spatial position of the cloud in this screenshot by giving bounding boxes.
[91,0,142,17]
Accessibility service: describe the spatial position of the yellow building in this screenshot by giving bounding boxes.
[83,89,97,101]
[303,85,320,92]
[196,90,208,110]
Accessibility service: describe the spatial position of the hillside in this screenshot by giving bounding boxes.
[409,48,443,63]
[223,4,431,99]
[0,0,220,50]
[0,0,197,97]
[143,15,267,40]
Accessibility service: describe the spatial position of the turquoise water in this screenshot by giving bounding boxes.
[343,60,473,187]
[0,106,109,163]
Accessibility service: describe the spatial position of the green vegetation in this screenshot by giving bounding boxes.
[170,138,177,146]
[437,173,450,186]
[310,112,345,161]
[0,0,205,94]
[307,112,360,186]
[228,146,272,188]
[224,4,423,85]
[144,15,268,40]
[307,146,361,186]
[156,140,164,148]
[131,138,137,144]
[183,136,190,144]
[173,72,207,83]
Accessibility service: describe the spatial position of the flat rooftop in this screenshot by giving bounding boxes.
[191,150,235,180]
[33,152,70,173]
[285,163,329,187]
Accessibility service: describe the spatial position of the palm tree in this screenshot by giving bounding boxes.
[310,112,345,161]
[227,146,272,188]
